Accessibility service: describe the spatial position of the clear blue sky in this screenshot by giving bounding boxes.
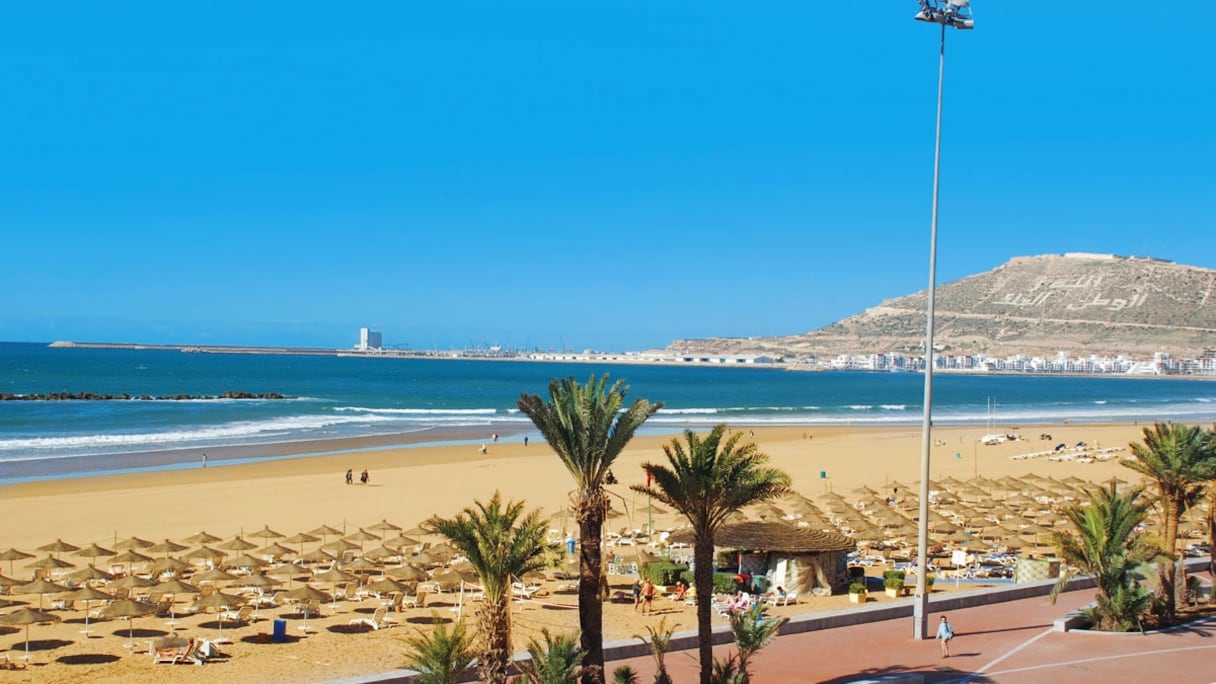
[3,2,1213,351]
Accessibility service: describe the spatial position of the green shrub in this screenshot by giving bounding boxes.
[713,572,738,594]
[925,574,935,589]
[848,582,867,595]
[641,561,689,586]
[883,570,906,590]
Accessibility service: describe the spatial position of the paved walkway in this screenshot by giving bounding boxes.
[610,582,1216,683]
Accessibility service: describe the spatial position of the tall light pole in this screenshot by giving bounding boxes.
[912,0,973,641]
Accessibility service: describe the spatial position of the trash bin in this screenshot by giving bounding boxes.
[566,539,576,555]
[273,619,287,642]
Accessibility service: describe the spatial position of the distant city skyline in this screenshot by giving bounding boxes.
[2,3,1213,352]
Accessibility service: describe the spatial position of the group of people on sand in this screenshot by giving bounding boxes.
[632,578,659,615]
[344,468,370,485]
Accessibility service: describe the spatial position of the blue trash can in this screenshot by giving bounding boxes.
[273,619,287,642]
[566,539,576,555]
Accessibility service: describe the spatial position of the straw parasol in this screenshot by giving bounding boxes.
[308,524,343,542]
[223,553,269,571]
[250,525,285,540]
[26,554,75,574]
[73,542,115,561]
[150,556,190,576]
[365,577,412,596]
[219,536,257,552]
[386,564,428,581]
[282,532,319,556]
[343,528,381,552]
[0,548,35,576]
[384,534,420,549]
[193,567,240,585]
[156,578,199,626]
[100,598,156,648]
[322,538,360,554]
[300,548,337,564]
[59,585,115,636]
[182,545,227,564]
[0,606,61,661]
[13,577,69,608]
[257,542,296,560]
[114,536,154,550]
[190,590,245,643]
[181,530,223,545]
[109,574,158,593]
[144,539,187,556]
[284,585,330,631]
[67,564,114,584]
[369,519,403,532]
[37,539,80,557]
[110,548,154,565]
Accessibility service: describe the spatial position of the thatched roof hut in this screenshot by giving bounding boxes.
[677,521,856,596]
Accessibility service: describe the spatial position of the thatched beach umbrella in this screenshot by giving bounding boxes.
[308,524,343,543]
[37,539,80,558]
[150,556,190,577]
[0,548,35,576]
[181,530,223,545]
[73,542,115,561]
[59,585,115,636]
[13,577,69,609]
[67,564,114,584]
[256,542,296,560]
[369,519,403,533]
[147,539,189,557]
[26,554,75,575]
[111,548,154,565]
[249,525,285,540]
[182,545,227,564]
[193,567,240,585]
[300,548,337,565]
[386,564,428,582]
[284,585,330,631]
[343,528,381,553]
[219,536,257,552]
[100,598,156,648]
[383,534,420,550]
[282,532,319,556]
[223,553,269,571]
[0,606,61,661]
[114,536,154,550]
[321,538,360,555]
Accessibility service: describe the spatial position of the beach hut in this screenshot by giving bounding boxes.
[694,521,856,595]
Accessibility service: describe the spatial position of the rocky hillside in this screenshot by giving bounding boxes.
[667,253,1216,359]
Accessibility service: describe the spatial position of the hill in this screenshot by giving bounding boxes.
[667,253,1216,359]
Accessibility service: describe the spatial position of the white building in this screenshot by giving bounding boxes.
[358,328,383,351]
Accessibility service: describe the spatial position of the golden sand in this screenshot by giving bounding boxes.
[0,423,1151,683]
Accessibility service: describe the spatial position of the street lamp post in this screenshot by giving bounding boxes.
[912,0,973,641]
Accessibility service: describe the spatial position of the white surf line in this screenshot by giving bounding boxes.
[950,626,1054,684]
[975,644,1216,679]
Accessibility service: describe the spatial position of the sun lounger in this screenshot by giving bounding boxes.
[153,639,205,665]
[348,606,399,630]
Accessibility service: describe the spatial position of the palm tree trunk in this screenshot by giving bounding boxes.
[1164,499,1181,618]
[477,595,512,684]
[578,507,606,684]
[693,538,715,684]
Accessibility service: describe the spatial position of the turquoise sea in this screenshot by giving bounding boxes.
[2,341,1215,483]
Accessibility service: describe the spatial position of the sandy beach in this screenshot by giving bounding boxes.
[0,422,1155,683]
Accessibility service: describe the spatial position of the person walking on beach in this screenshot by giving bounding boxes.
[641,579,657,615]
[345,469,353,485]
[360,469,369,484]
[202,453,208,468]
[632,579,642,612]
[936,615,954,657]
[523,436,528,447]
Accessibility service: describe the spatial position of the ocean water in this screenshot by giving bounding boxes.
[2,341,1215,482]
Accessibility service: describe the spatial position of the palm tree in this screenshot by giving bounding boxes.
[633,617,677,684]
[518,374,662,683]
[515,628,584,684]
[728,604,788,683]
[1122,422,1216,617]
[632,424,791,684]
[430,492,551,684]
[403,614,477,684]
[1050,484,1159,631]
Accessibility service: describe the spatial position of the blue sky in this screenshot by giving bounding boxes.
[2,2,1213,351]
